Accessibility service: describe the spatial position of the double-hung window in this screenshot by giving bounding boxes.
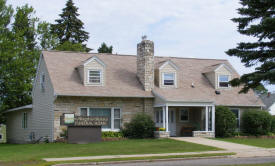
[163,73,175,86]
[218,75,230,88]
[88,70,101,84]
[80,107,121,130]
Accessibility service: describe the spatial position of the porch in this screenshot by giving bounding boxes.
[154,103,215,138]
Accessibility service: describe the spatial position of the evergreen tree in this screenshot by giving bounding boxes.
[226,0,275,93]
[98,42,113,53]
[51,0,91,52]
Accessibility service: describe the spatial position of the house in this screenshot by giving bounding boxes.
[4,37,264,143]
[260,93,275,115]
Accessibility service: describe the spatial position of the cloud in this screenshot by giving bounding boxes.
[7,0,274,91]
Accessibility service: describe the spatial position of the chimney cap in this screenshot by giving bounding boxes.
[142,35,147,41]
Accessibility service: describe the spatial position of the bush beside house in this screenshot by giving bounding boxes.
[271,116,275,134]
[241,110,272,136]
[122,113,155,139]
[215,106,237,137]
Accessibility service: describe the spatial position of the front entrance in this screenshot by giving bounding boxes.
[168,109,176,136]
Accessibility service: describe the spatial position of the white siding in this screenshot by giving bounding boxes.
[84,59,105,86]
[32,55,55,142]
[159,63,177,88]
[6,110,31,143]
[269,103,275,115]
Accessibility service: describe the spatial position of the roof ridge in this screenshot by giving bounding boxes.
[43,50,228,61]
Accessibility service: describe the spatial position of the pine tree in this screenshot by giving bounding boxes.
[51,0,91,52]
[98,42,113,53]
[226,0,275,93]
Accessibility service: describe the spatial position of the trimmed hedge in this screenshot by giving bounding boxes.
[241,109,272,136]
[122,113,155,139]
[102,131,124,138]
[215,106,237,137]
[270,116,275,134]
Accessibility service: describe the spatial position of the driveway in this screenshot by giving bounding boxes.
[171,137,275,158]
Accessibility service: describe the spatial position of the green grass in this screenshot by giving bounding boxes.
[0,138,221,166]
[214,138,275,148]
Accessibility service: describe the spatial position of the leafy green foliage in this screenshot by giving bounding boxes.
[270,116,275,134]
[215,106,237,137]
[51,0,91,52]
[37,21,59,50]
[55,41,87,52]
[98,42,113,53]
[226,0,275,93]
[241,109,272,135]
[102,131,123,138]
[122,113,155,139]
[0,1,40,120]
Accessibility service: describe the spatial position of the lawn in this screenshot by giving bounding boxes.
[215,138,275,148]
[0,138,220,166]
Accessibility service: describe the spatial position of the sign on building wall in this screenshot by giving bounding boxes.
[61,114,109,126]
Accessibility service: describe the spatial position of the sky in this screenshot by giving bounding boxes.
[8,0,274,92]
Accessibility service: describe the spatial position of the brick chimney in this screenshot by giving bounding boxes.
[137,36,154,91]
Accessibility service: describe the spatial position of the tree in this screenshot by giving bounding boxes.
[0,2,39,118]
[37,21,59,50]
[98,42,113,53]
[226,1,275,93]
[51,0,91,52]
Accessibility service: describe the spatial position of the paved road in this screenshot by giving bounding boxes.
[58,156,275,166]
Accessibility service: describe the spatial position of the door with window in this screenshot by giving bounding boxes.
[168,109,176,136]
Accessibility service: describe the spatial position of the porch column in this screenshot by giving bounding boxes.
[212,106,215,132]
[205,106,209,131]
[165,105,169,132]
[162,106,165,128]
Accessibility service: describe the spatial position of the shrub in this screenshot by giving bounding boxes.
[270,116,275,133]
[122,113,155,139]
[241,109,272,136]
[102,131,123,138]
[215,106,237,137]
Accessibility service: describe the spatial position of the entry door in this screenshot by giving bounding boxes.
[168,109,176,136]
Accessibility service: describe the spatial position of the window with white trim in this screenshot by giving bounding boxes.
[22,112,28,129]
[163,73,175,86]
[218,75,230,88]
[80,107,121,130]
[180,109,189,122]
[88,70,101,84]
[230,108,240,129]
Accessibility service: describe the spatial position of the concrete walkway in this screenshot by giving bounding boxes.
[44,150,230,162]
[171,137,275,158]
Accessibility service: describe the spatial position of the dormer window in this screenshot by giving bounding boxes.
[218,75,229,88]
[163,73,175,86]
[88,70,101,84]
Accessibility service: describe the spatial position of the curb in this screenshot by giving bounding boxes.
[54,155,233,166]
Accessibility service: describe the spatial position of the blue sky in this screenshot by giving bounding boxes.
[8,0,274,92]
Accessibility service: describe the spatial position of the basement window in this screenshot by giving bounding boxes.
[163,73,175,86]
[218,75,230,88]
[88,70,101,84]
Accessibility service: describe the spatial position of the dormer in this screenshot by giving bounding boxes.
[77,56,105,86]
[203,63,233,89]
[155,60,179,88]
